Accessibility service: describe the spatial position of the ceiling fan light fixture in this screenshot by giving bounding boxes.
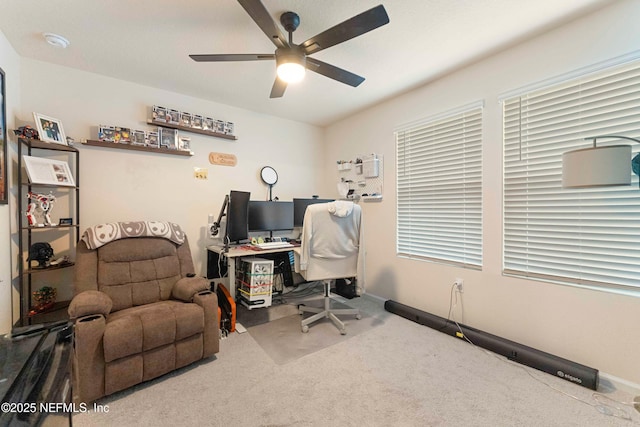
[275,48,306,83]
[277,62,305,83]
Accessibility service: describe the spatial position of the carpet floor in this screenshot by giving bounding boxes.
[245,293,378,365]
[73,284,639,426]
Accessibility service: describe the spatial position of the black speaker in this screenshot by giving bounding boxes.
[384,299,599,390]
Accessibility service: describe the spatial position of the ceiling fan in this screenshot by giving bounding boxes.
[189,0,389,98]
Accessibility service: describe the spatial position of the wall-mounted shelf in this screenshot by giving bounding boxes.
[84,139,193,157]
[25,262,75,275]
[147,119,237,141]
[21,224,80,231]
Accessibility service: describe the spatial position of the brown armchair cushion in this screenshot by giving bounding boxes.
[172,276,209,302]
[69,290,113,319]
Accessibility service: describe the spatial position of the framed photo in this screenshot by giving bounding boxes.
[0,67,6,204]
[23,155,75,187]
[33,112,67,145]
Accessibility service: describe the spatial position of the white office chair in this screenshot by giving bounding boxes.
[294,201,363,334]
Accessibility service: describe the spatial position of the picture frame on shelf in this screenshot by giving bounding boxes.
[33,112,67,145]
[23,155,76,187]
[0,67,6,204]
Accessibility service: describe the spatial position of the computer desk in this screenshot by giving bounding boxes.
[207,243,300,300]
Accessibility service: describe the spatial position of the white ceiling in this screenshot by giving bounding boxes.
[0,0,611,127]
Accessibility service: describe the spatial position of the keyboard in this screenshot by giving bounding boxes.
[252,241,294,250]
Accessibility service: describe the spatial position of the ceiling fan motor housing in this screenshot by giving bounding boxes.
[280,11,300,33]
[275,45,306,67]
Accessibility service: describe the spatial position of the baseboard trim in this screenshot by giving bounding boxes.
[600,372,640,396]
[360,291,387,303]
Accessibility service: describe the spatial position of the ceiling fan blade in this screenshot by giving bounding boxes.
[237,0,288,49]
[306,57,365,87]
[300,4,389,55]
[270,77,287,98]
[190,54,274,62]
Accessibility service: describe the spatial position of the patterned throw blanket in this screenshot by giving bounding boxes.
[81,221,185,250]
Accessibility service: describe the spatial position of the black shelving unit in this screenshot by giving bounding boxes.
[17,138,80,326]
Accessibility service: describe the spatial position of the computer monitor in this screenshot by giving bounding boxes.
[293,198,334,227]
[248,201,294,232]
[226,190,250,244]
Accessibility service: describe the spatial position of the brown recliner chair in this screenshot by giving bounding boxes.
[68,229,218,403]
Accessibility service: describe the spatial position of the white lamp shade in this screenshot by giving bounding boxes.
[562,145,631,188]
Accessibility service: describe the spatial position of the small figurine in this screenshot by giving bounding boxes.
[26,191,57,226]
[27,242,54,268]
[29,286,57,316]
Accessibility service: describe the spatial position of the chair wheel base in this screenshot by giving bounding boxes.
[356,313,362,320]
[302,325,309,333]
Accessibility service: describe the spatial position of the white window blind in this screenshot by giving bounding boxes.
[503,60,640,292]
[396,105,483,269]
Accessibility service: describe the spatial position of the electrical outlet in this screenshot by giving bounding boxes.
[454,278,464,293]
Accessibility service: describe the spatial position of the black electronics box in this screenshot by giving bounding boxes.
[334,278,358,299]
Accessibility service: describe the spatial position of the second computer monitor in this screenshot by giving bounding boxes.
[248,201,294,232]
[293,198,334,227]
[226,190,251,244]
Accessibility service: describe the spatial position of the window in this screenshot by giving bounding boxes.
[503,59,640,293]
[396,103,483,269]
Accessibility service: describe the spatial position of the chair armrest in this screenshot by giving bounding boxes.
[72,313,107,404]
[68,290,113,319]
[193,290,219,357]
[172,276,209,302]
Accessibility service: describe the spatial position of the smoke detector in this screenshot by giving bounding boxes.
[42,33,70,48]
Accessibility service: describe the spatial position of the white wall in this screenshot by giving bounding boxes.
[324,0,640,386]
[10,59,324,315]
[0,30,21,334]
